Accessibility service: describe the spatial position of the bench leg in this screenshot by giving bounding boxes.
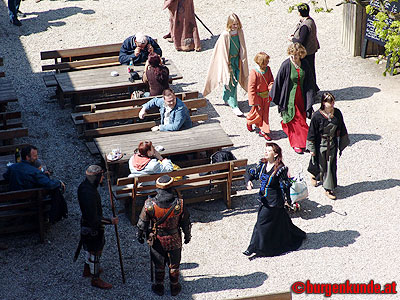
[38,193,45,243]
[57,86,65,109]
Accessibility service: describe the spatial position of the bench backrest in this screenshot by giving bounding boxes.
[117,159,247,194]
[74,91,199,113]
[0,111,22,130]
[79,97,207,138]
[40,41,155,72]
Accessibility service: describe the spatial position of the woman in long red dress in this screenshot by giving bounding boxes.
[270,43,315,154]
[247,52,274,140]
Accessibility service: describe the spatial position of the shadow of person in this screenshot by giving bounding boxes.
[289,198,339,220]
[16,7,95,36]
[322,86,381,101]
[200,34,220,51]
[336,179,400,199]
[300,229,360,250]
[348,133,381,146]
[180,262,199,270]
[181,271,268,295]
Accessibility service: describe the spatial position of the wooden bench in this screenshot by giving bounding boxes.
[0,111,23,130]
[114,159,247,224]
[0,127,28,146]
[74,97,207,139]
[73,91,199,113]
[0,188,51,243]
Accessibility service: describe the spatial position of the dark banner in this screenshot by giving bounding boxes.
[365,0,399,46]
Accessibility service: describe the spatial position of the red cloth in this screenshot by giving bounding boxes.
[281,69,309,148]
[131,154,151,171]
[247,68,274,133]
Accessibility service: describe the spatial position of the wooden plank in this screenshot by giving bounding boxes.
[0,143,29,155]
[42,56,120,72]
[83,107,142,123]
[40,43,122,60]
[117,159,247,186]
[0,127,28,140]
[191,114,208,123]
[84,121,156,137]
[43,75,58,87]
[95,123,233,165]
[74,91,199,113]
[86,142,100,154]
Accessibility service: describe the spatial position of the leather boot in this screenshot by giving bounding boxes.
[83,263,103,277]
[170,282,182,296]
[151,284,165,296]
[91,277,112,289]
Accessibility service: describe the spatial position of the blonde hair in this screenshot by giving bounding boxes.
[226,13,242,31]
[254,52,270,69]
[287,43,307,58]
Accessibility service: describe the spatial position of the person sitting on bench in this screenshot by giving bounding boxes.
[139,88,192,132]
[3,145,67,223]
[119,32,162,65]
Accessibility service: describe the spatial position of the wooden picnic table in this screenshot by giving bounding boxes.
[0,78,18,112]
[94,123,234,166]
[0,154,14,182]
[54,59,182,108]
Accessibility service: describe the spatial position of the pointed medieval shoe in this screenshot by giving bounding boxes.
[247,123,255,132]
[242,250,252,256]
[232,107,244,116]
[293,147,304,154]
[163,33,171,39]
[91,277,112,289]
[259,131,272,141]
[170,282,182,296]
[152,284,165,296]
[325,190,337,200]
[310,176,317,187]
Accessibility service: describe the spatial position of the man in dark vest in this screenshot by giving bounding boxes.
[137,175,191,296]
[77,165,118,289]
[290,3,320,92]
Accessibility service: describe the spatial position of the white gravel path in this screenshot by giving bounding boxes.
[0,0,399,299]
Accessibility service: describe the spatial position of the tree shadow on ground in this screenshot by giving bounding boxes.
[348,133,381,146]
[181,271,268,296]
[322,86,381,101]
[200,34,220,51]
[301,229,360,250]
[13,7,95,36]
[336,179,400,199]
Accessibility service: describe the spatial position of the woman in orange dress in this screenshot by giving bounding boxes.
[247,52,274,140]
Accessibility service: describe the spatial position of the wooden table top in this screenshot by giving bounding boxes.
[54,59,182,95]
[0,154,14,181]
[0,78,18,105]
[94,123,234,165]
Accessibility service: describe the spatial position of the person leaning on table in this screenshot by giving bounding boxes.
[139,88,192,132]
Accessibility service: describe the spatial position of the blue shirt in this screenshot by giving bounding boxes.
[3,160,61,191]
[143,97,192,131]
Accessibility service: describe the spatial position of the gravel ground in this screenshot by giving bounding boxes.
[0,0,399,299]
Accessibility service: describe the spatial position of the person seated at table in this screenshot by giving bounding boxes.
[129,141,173,178]
[3,145,67,223]
[139,88,192,131]
[142,53,170,96]
[119,33,162,65]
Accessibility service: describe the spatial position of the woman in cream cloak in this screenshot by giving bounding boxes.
[203,13,249,116]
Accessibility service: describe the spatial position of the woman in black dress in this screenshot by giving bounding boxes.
[243,142,306,257]
[306,92,350,200]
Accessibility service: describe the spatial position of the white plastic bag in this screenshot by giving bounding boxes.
[290,170,308,203]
